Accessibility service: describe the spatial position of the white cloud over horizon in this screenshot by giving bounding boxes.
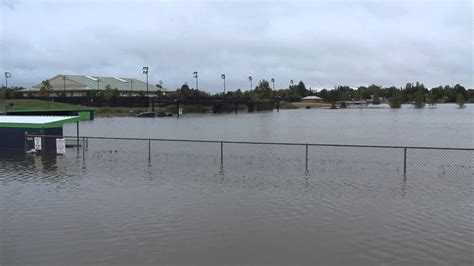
[1,0,472,91]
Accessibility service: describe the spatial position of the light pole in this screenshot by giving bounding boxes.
[290,79,294,88]
[248,76,252,91]
[142,66,149,96]
[221,74,226,94]
[192,71,198,90]
[271,78,275,90]
[129,79,133,96]
[96,77,101,91]
[62,76,67,97]
[4,72,11,88]
[158,80,164,96]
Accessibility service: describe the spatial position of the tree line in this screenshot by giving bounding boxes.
[2,80,472,109]
[169,80,472,108]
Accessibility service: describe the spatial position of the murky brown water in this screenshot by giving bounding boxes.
[1,106,473,265]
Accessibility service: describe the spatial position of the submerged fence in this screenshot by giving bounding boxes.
[25,134,473,177]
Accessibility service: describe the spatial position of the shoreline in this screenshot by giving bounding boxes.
[3,99,469,118]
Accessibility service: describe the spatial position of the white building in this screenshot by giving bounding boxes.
[24,74,165,97]
[301,96,323,103]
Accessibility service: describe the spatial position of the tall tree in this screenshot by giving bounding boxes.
[454,84,467,100]
[368,84,382,97]
[296,81,308,97]
[39,80,52,98]
[318,89,329,101]
[431,86,444,101]
[104,85,119,103]
[413,87,426,108]
[456,93,465,108]
[389,89,403,108]
[426,93,437,108]
[357,86,371,100]
[255,79,273,100]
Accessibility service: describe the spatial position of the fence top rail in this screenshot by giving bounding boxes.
[25,134,474,151]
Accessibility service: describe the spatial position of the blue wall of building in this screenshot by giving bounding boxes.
[0,127,63,153]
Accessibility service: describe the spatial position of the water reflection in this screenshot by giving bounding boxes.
[1,149,473,265]
[304,169,310,188]
[38,154,58,170]
[65,106,473,148]
[0,150,29,163]
[400,176,408,198]
[219,165,225,183]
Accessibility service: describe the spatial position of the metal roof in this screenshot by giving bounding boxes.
[31,75,165,92]
[301,96,322,100]
[0,116,80,128]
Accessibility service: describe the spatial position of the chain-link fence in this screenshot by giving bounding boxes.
[25,134,473,177]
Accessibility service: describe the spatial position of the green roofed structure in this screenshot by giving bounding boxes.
[22,74,166,97]
[0,116,81,153]
[6,109,95,121]
[0,116,80,128]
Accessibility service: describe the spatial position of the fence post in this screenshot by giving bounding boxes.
[403,147,407,177]
[82,137,86,157]
[24,131,28,154]
[176,100,180,118]
[76,121,80,149]
[41,127,45,154]
[305,144,309,172]
[148,139,151,163]
[220,141,224,166]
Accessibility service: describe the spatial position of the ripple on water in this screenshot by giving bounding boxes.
[1,149,473,265]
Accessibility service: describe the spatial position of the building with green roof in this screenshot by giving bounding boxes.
[23,74,166,97]
[0,115,81,153]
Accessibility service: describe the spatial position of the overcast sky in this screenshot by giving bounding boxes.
[0,0,472,92]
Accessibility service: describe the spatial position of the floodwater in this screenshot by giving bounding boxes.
[1,104,473,265]
[66,103,473,147]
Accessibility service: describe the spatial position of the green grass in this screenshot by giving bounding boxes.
[95,107,147,117]
[3,99,91,111]
[278,102,298,109]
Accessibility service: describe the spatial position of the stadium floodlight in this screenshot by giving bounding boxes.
[4,72,11,88]
[142,66,149,96]
[192,71,198,90]
[221,74,226,94]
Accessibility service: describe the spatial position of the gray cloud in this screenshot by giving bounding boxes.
[1,0,472,91]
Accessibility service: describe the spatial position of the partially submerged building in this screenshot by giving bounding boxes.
[6,109,95,120]
[0,116,81,153]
